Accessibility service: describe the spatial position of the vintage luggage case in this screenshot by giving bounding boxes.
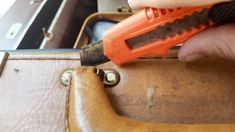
[0,51,235,131]
[0,0,234,131]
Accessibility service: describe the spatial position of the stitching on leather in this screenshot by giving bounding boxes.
[64,84,71,132]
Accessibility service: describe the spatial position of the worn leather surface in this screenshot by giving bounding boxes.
[0,53,235,131]
[99,59,235,124]
[0,53,80,132]
[69,66,235,132]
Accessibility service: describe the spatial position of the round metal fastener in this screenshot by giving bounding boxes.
[103,70,120,87]
[106,72,117,83]
[61,69,73,86]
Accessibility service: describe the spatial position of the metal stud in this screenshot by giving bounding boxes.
[103,70,120,87]
[61,68,120,87]
[42,27,54,42]
[61,69,73,87]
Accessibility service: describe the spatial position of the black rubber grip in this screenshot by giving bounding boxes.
[209,1,235,25]
[81,41,110,66]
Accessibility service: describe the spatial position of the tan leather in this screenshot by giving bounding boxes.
[98,59,235,124]
[1,52,235,131]
[69,66,235,132]
[0,53,80,132]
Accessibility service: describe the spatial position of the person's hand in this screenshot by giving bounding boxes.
[128,0,235,62]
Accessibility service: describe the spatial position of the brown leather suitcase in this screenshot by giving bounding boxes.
[0,52,235,131]
[1,1,234,131]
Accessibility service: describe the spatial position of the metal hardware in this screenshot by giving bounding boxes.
[61,68,120,87]
[42,27,54,42]
[101,69,120,87]
[117,7,132,13]
[61,69,73,87]
[0,52,9,76]
[106,72,117,83]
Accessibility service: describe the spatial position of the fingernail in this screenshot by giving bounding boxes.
[179,53,203,62]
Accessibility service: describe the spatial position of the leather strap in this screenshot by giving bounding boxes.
[69,66,235,132]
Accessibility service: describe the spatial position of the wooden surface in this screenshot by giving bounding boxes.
[0,53,235,131]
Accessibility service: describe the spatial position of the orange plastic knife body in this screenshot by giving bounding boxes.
[103,6,215,65]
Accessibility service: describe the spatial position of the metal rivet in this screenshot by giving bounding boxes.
[42,27,54,42]
[106,72,117,83]
[103,70,120,87]
[61,69,73,86]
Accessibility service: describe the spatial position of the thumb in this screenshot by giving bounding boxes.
[128,0,231,9]
[178,24,235,62]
